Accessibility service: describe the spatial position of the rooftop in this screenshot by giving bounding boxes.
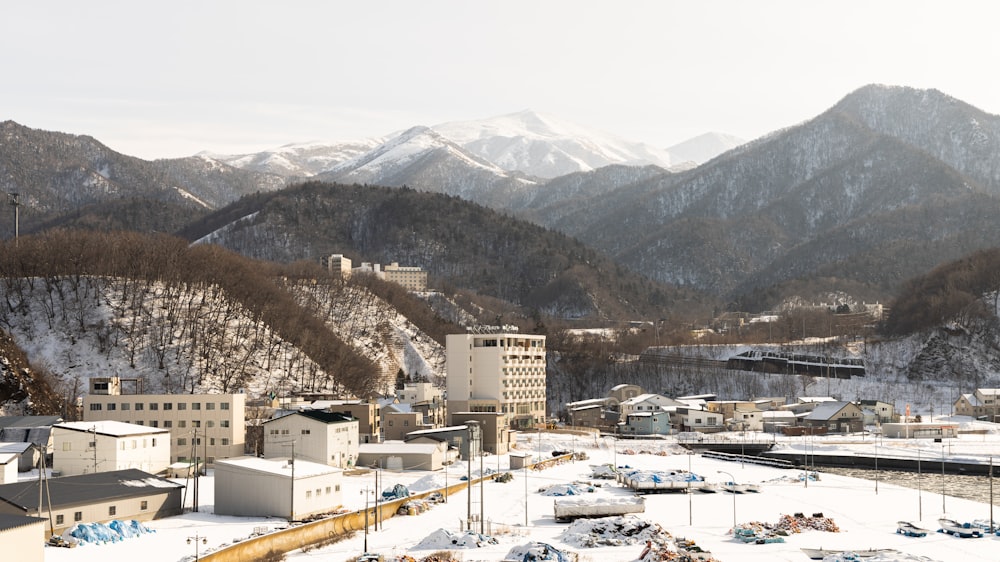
[0,469,182,512]
[215,456,340,479]
[54,420,170,437]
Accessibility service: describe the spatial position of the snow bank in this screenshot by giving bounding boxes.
[408,473,447,492]
[504,541,576,561]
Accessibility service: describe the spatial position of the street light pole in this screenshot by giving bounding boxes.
[874,442,879,495]
[917,448,922,521]
[186,534,207,561]
[718,470,736,533]
[941,444,946,514]
[687,450,694,525]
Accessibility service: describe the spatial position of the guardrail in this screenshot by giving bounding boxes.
[199,453,574,562]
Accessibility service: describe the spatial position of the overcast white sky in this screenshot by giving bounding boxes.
[3,1,999,160]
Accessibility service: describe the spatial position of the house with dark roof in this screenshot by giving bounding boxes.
[0,468,183,537]
[0,415,62,467]
[263,410,359,468]
[803,401,864,433]
[0,514,45,562]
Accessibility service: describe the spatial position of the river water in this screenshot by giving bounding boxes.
[821,466,999,507]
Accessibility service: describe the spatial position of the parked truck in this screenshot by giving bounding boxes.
[553,496,645,522]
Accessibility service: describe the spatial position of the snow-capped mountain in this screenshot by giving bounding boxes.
[318,126,539,208]
[666,132,745,165]
[205,138,384,178]
[430,110,678,178]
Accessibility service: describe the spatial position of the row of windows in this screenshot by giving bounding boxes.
[177,437,230,446]
[89,402,230,411]
[53,502,148,525]
[303,485,341,498]
[117,420,229,429]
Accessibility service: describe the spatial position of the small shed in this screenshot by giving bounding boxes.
[881,422,959,439]
[509,451,534,470]
[357,441,445,471]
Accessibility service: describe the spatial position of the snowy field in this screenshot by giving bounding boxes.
[39,423,1000,562]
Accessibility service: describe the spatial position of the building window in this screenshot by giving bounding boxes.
[164,421,172,428]
[335,484,341,492]
[74,512,82,522]
[152,438,158,447]
[56,514,64,525]
[164,403,173,410]
[192,403,201,410]
[221,438,229,446]
[149,403,158,411]
[141,500,148,510]
[109,506,116,516]
[306,490,312,498]
[62,442,71,451]
[207,421,215,428]
[107,403,116,411]
[89,404,102,411]
[301,429,310,435]
[179,421,187,428]
[221,420,230,428]
[220,403,229,410]
[207,403,216,410]
[178,403,187,410]
[121,403,130,411]
[325,487,332,494]
[135,403,144,411]
[210,438,216,446]
[193,420,201,428]
[150,421,159,428]
[178,438,187,446]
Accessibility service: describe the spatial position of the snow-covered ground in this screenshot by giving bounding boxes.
[41,426,1000,562]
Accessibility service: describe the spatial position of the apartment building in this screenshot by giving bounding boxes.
[51,421,170,476]
[446,332,546,430]
[82,377,246,466]
[320,254,352,277]
[262,410,359,468]
[382,262,428,291]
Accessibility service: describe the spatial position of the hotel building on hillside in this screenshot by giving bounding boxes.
[82,377,246,466]
[445,332,547,430]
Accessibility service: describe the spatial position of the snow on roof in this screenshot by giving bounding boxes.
[962,393,982,406]
[805,401,852,420]
[0,441,32,454]
[216,456,341,478]
[797,396,836,403]
[762,410,796,419]
[566,398,609,408]
[55,420,169,437]
[0,452,17,465]
[359,441,443,455]
[405,425,467,437]
[620,393,668,405]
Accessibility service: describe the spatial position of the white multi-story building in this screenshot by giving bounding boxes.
[321,254,352,277]
[82,377,246,466]
[446,333,546,430]
[382,262,427,291]
[51,421,170,476]
[263,411,359,469]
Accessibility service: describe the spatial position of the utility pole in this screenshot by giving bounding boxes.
[8,192,19,245]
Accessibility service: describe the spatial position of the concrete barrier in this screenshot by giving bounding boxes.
[198,454,574,562]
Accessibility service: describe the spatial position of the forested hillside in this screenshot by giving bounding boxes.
[0,230,451,414]
[178,181,717,322]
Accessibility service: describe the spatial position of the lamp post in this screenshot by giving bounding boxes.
[186,533,207,561]
[874,442,879,495]
[361,485,375,552]
[718,470,736,533]
[941,444,946,514]
[686,450,695,525]
[917,448,922,521]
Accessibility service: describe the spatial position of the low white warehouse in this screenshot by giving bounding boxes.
[213,456,343,521]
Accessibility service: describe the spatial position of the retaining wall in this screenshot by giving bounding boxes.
[199,454,573,562]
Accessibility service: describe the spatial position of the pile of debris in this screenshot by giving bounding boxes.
[560,515,669,548]
[505,541,578,561]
